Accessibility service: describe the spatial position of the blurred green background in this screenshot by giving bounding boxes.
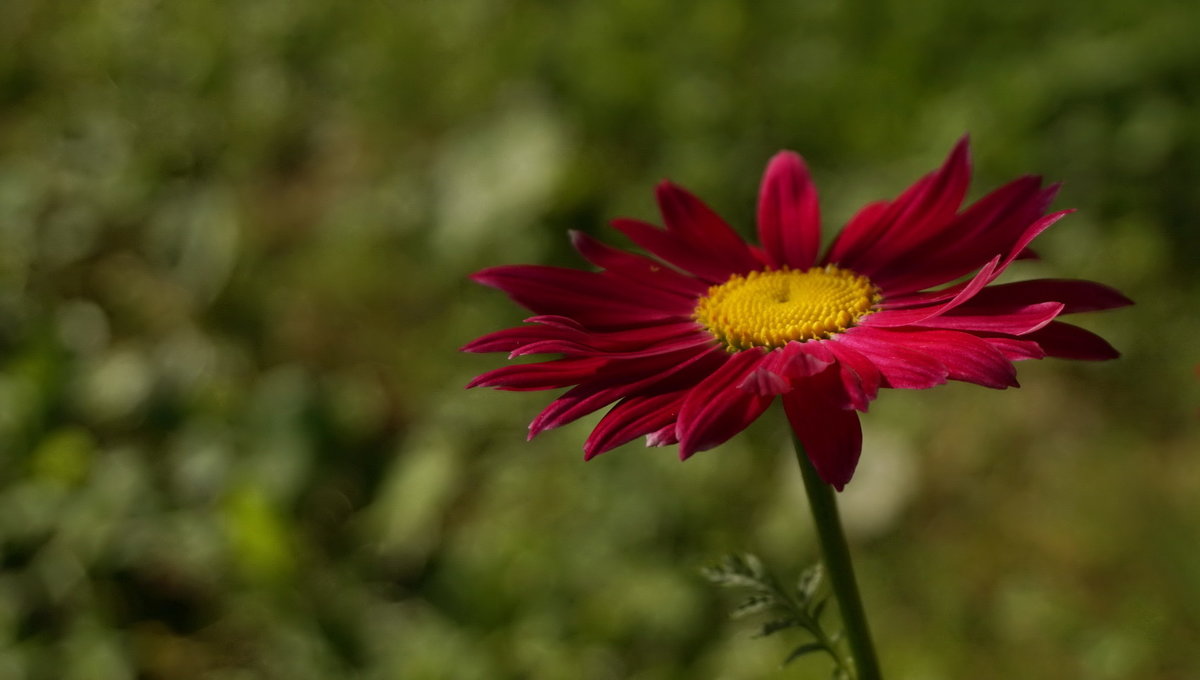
[1,1,1198,678]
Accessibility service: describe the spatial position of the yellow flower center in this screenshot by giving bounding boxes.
[694,265,880,351]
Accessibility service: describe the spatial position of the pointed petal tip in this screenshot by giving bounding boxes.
[674,428,700,460]
[1084,346,1121,361]
[820,456,855,492]
[767,149,807,169]
[1107,288,1136,309]
[654,179,682,199]
[468,267,514,290]
[949,134,971,161]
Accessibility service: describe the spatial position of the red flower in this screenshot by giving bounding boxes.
[463,139,1131,490]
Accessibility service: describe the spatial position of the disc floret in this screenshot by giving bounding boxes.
[695,265,879,351]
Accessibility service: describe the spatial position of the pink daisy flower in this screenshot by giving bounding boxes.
[463,139,1132,490]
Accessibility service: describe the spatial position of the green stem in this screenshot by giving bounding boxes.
[793,436,882,680]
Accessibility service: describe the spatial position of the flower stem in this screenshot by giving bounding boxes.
[792,436,882,680]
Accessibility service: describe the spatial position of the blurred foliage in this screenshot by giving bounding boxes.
[0,0,1197,678]
[704,556,847,677]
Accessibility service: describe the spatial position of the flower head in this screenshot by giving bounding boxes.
[463,139,1131,490]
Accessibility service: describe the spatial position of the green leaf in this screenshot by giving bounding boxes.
[702,568,761,590]
[812,597,829,621]
[797,563,823,600]
[756,617,799,638]
[782,642,826,666]
[741,553,766,579]
[732,594,776,618]
[702,554,773,591]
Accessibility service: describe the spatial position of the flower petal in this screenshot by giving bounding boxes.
[880,329,1019,389]
[569,230,708,297]
[907,301,1064,336]
[656,181,761,273]
[528,347,724,437]
[472,264,693,327]
[783,376,863,491]
[466,357,610,391]
[677,349,775,458]
[824,200,890,267]
[757,151,821,270]
[612,218,741,282]
[826,138,970,271]
[1023,321,1121,360]
[583,390,689,460]
[461,323,578,354]
[833,328,949,389]
[737,341,834,396]
[846,137,972,274]
[512,328,714,359]
[646,423,679,447]
[980,336,1047,361]
[821,340,882,411]
[873,184,1062,295]
[862,256,1002,327]
[474,318,705,358]
[959,278,1134,315]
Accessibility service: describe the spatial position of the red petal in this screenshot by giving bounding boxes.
[461,324,578,354]
[783,382,863,491]
[477,319,705,358]
[528,347,723,437]
[677,349,775,458]
[612,218,741,283]
[959,279,1134,315]
[881,329,1019,389]
[737,342,834,396]
[522,315,585,330]
[569,230,708,297]
[737,367,791,395]
[564,321,705,350]
[472,264,692,327]
[847,137,972,274]
[874,185,1062,295]
[980,336,1047,361]
[513,330,713,360]
[833,328,949,389]
[825,200,891,266]
[821,340,882,411]
[757,151,821,270]
[863,256,1002,327]
[583,390,689,460]
[1023,321,1121,360]
[907,301,1064,336]
[656,182,760,273]
[646,423,679,447]
[466,357,609,391]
